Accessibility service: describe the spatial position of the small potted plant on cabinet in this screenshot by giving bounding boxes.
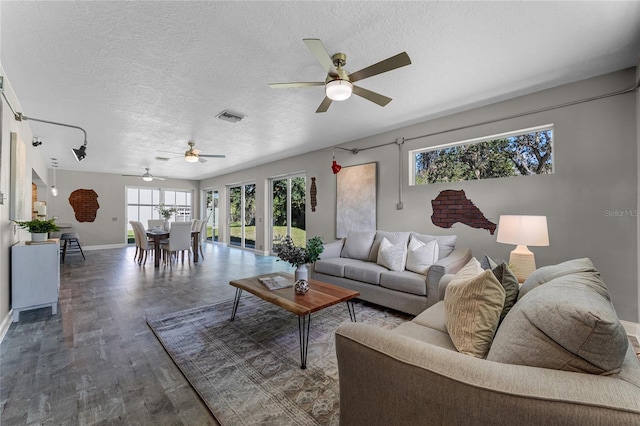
[14,219,60,242]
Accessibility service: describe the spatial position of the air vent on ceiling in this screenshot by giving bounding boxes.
[216,110,246,123]
[155,157,170,162]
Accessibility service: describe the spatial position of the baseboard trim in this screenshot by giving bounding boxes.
[0,309,14,344]
[620,320,640,346]
[83,243,128,251]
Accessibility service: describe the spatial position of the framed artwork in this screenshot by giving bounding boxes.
[10,132,27,220]
[336,162,377,238]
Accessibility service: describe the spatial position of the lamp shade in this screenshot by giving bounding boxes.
[325,80,353,101]
[496,215,549,246]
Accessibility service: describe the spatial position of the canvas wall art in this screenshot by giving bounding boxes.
[10,132,26,220]
[336,162,377,238]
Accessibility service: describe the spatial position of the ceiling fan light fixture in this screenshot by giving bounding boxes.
[325,79,353,101]
[185,152,199,163]
[142,175,153,182]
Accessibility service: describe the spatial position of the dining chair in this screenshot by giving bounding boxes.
[132,221,154,265]
[191,219,201,231]
[129,220,140,261]
[160,222,192,266]
[148,219,165,229]
[196,219,207,258]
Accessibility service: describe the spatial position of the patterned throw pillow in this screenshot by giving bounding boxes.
[444,258,506,358]
[376,237,408,272]
[406,238,439,275]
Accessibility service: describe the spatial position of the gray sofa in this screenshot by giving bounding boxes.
[311,230,471,315]
[335,257,640,425]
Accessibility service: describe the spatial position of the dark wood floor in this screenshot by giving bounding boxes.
[1,243,292,425]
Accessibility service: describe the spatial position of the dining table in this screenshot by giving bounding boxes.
[146,229,200,267]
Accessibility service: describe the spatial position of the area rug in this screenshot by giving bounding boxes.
[147,296,410,425]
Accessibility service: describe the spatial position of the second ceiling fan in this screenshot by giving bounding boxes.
[269,38,411,113]
[158,141,226,163]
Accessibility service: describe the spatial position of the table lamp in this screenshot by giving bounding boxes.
[496,215,549,282]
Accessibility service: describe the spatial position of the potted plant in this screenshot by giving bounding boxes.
[155,204,178,230]
[14,219,60,242]
[273,235,324,290]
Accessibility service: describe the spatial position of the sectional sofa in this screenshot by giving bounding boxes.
[311,230,471,315]
[335,257,640,425]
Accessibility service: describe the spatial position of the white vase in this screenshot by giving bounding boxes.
[163,220,171,231]
[295,264,308,282]
[31,232,48,242]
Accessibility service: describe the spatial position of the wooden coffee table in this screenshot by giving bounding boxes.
[229,272,360,369]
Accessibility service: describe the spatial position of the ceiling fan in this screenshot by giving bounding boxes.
[123,168,166,182]
[269,38,411,113]
[157,141,226,163]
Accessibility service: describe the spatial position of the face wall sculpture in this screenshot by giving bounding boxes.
[68,189,100,222]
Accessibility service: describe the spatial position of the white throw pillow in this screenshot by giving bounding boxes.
[376,238,408,272]
[406,238,439,275]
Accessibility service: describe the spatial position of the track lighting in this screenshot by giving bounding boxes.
[72,145,87,162]
[14,112,88,162]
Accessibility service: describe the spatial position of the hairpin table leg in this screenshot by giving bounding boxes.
[298,314,311,369]
[230,288,242,320]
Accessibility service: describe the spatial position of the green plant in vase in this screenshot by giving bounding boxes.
[273,235,324,293]
[14,219,59,242]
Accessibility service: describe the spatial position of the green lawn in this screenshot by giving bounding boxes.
[229,226,307,247]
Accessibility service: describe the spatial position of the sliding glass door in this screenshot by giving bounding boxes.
[228,182,256,249]
[271,174,306,251]
[203,189,219,242]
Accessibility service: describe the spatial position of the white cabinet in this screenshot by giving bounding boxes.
[11,241,60,322]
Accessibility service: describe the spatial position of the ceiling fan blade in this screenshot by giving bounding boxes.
[269,82,324,89]
[348,52,411,83]
[154,176,166,180]
[198,157,208,163]
[122,174,141,177]
[303,38,338,77]
[316,97,333,113]
[352,85,392,107]
[199,154,226,158]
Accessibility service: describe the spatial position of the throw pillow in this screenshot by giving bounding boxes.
[410,232,457,259]
[444,258,506,358]
[480,254,498,270]
[406,238,439,275]
[376,238,408,272]
[367,231,411,262]
[341,230,377,261]
[491,262,519,324]
[488,276,628,374]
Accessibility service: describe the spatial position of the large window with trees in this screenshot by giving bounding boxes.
[271,174,306,251]
[410,125,553,185]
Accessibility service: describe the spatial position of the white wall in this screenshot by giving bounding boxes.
[0,69,48,328]
[201,68,639,322]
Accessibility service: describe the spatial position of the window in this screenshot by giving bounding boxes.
[270,174,306,251]
[126,187,193,242]
[410,125,553,185]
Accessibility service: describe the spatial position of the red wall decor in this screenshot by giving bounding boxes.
[431,189,496,234]
[69,189,100,222]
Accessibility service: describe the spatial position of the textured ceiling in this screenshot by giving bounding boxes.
[2,1,639,180]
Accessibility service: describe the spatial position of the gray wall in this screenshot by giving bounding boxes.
[201,68,639,322]
[45,170,199,247]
